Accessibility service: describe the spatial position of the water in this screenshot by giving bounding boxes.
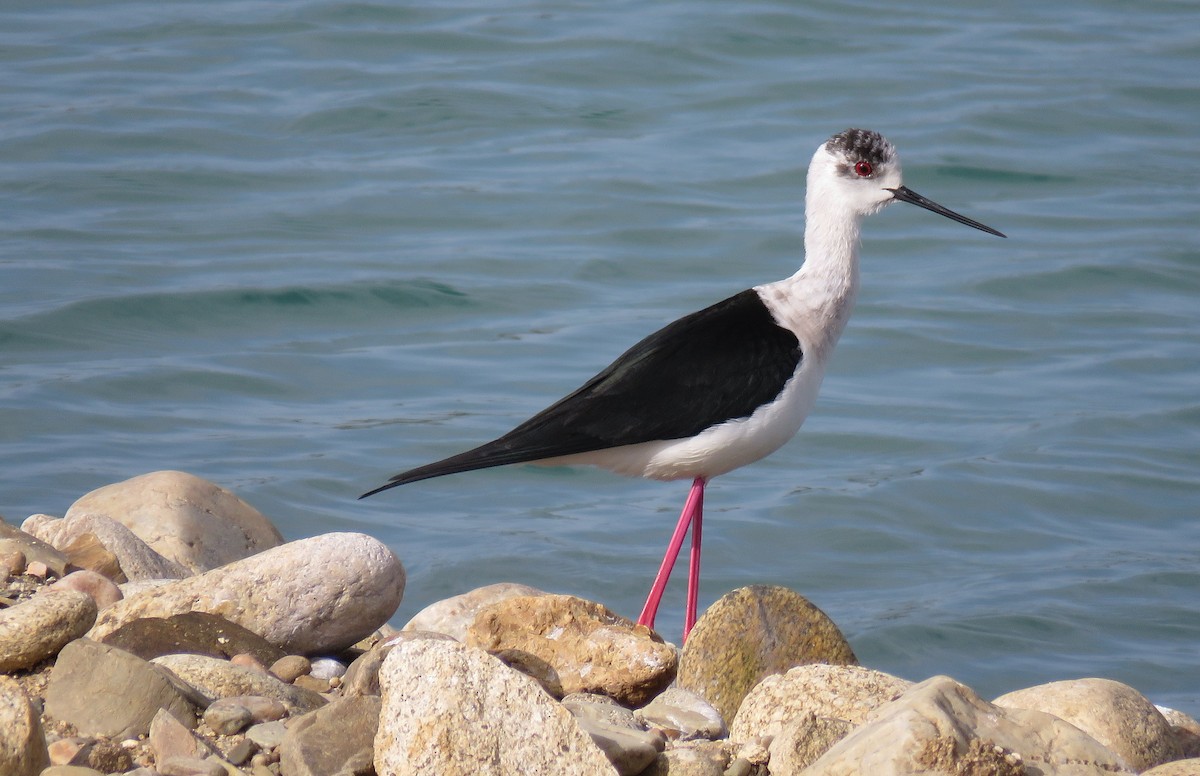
[3,0,1199,714]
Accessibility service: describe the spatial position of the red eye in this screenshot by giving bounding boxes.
[854,161,873,177]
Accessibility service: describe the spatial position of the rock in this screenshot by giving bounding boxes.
[157,756,227,776]
[374,637,617,775]
[636,687,727,741]
[95,611,288,665]
[403,582,547,640]
[270,654,311,682]
[22,512,189,581]
[492,647,565,698]
[0,549,26,576]
[802,675,1134,776]
[994,677,1182,771]
[0,676,50,776]
[0,589,97,672]
[0,520,69,578]
[150,707,216,761]
[640,741,732,776]
[730,663,912,741]
[246,719,289,749]
[294,674,330,693]
[678,585,857,723]
[43,639,197,738]
[563,694,665,776]
[48,569,123,610]
[59,532,125,581]
[1143,759,1200,775]
[1159,706,1200,758]
[204,701,253,735]
[767,712,855,774]
[40,767,105,776]
[153,653,326,714]
[89,532,405,655]
[309,657,347,681]
[342,631,455,697]
[64,470,283,573]
[280,696,382,776]
[466,594,677,706]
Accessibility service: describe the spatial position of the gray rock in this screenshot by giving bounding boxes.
[39,767,106,776]
[89,532,405,655]
[269,654,311,682]
[48,569,123,610]
[636,687,727,741]
[150,707,216,761]
[994,678,1182,771]
[678,585,857,724]
[640,741,732,776]
[563,694,666,776]
[0,519,69,578]
[280,696,381,776]
[374,638,617,775]
[309,657,347,680]
[94,611,288,665]
[157,756,227,776]
[730,663,912,742]
[803,675,1134,776]
[0,589,97,672]
[43,638,197,738]
[153,653,326,714]
[402,582,546,640]
[246,719,289,749]
[204,701,253,736]
[0,676,50,776]
[466,594,677,706]
[64,470,283,573]
[22,511,189,581]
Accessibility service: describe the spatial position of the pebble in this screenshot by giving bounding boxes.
[0,676,50,776]
[48,569,123,611]
[89,532,406,655]
[269,655,311,682]
[245,719,289,750]
[308,657,347,681]
[0,589,97,672]
[64,470,284,573]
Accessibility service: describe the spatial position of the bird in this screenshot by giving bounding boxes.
[361,128,1005,642]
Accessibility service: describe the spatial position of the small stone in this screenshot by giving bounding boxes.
[39,767,105,776]
[47,737,88,766]
[0,550,26,576]
[0,676,50,776]
[151,707,214,761]
[0,589,98,672]
[679,585,857,723]
[25,560,50,578]
[157,755,227,776]
[270,655,312,683]
[204,702,254,736]
[294,674,330,693]
[564,694,666,776]
[637,687,727,740]
[49,569,123,610]
[246,719,289,750]
[59,532,125,582]
[466,594,677,706]
[226,738,258,765]
[994,678,1183,771]
[640,740,732,776]
[231,653,269,671]
[308,657,347,681]
[403,582,547,640]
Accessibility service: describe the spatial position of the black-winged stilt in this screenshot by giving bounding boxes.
[362,128,1005,641]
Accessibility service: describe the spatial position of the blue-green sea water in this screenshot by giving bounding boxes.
[3,1,1199,713]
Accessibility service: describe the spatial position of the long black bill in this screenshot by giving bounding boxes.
[888,185,1006,238]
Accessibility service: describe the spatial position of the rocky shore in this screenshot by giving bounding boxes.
[1,469,1198,776]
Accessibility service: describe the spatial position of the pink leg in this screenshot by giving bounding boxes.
[637,477,707,640]
[684,481,704,640]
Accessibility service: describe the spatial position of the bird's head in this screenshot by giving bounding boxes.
[809,128,1005,237]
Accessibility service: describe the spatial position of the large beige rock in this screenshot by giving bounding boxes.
[994,678,1183,771]
[88,532,404,655]
[730,663,911,742]
[1143,758,1200,776]
[403,582,546,640]
[375,638,618,775]
[466,594,676,706]
[803,675,1134,776]
[65,470,283,573]
[0,589,97,672]
[678,585,856,723]
[0,677,49,776]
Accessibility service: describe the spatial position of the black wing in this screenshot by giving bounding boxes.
[361,288,801,498]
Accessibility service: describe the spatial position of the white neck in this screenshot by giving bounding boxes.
[758,159,864,361]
